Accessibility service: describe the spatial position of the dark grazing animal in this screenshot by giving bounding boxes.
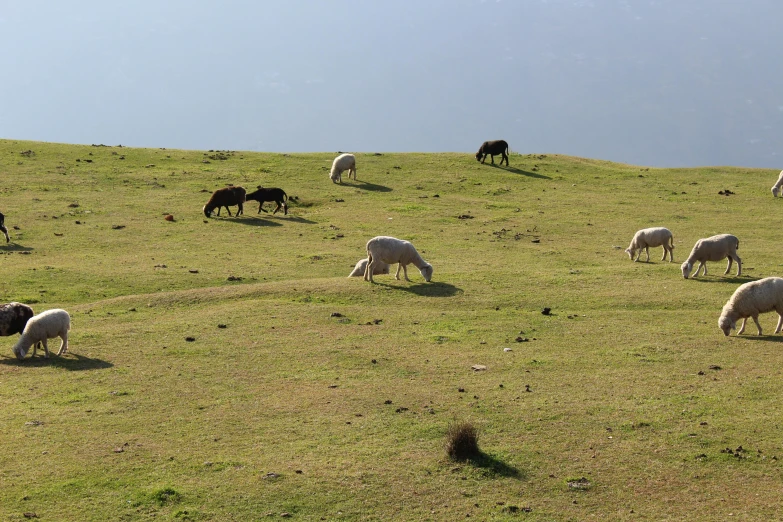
[0,211,9,242]
[245,187,288,215]
[203,186,246,218]
[0,302,34,337]
[475,140,509,166]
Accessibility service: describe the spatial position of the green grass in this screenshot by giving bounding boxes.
[1,139,782,520]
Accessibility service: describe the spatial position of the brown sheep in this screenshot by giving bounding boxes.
[203,186,246,218]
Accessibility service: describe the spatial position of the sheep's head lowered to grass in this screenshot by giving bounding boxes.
[13,344,27,360]
[420,264,433,282]
[718,315,734,336]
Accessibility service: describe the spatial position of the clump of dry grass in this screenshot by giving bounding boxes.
[445,421,480,460]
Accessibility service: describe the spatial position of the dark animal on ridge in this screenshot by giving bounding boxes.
[203,186,246,218]
[245,187,289,215]
[0,211,9,242]
[475,140,509,166]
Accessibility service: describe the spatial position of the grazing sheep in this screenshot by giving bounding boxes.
[718,277,783,336]
[203,186,246,218]
[364,236,433,283]
[625,227,674,262]
[0,302,34,337]
[348,257,390,277]
[330,153,357,183]
[475,140,509,166]
[0,211,9,242]
[772,170,783,197]
[12,309,71,360]
[681,234,741,279]
[245,187,288,215]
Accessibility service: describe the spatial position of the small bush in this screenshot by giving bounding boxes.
[446,421,480,460]
[150,487,181,506]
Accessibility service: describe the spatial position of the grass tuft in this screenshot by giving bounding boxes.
[445,421,480,460]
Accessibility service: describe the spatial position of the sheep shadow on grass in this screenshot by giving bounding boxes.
[0,352,113,371]
[732,334,783,343]
[0,243,33,253]
[488,164,551,180]
[349,181,393,192]
[690,275,756,285]
[379,281,462,297]
[274,215,317,224]
[223,216,283,227]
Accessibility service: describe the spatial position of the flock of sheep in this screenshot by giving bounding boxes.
[626,168,783,337]
[4,148,781,361]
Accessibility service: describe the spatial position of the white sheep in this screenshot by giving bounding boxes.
[681,234,741,279]
[12,309,71,360]
[718,277,783,336]
[330,153,356,183]
[772,170,783,197]
[348,257,390,277]
[364,236,433,283]
[625,227,674,262]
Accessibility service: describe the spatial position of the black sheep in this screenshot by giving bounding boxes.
[475,140,509,166]
[245,187,288,215]
[0,302,34,337]
[0,212,9,242]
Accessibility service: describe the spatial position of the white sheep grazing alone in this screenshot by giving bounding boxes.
[681,234,741,279]
[364,236,433,283]
[348,257,390,277]
[772,170,783,197]
[330,153,357,183]
[625,227,674,262]
[718,277,783,336]
[12,309,71,360]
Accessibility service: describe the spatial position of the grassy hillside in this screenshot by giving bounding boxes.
[1,139,781,521]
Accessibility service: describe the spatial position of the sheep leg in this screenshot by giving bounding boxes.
[661,247,668,261]
[57,332,68,356]
[237,203,243,216]
[737,317,748,335]
[402,264,411,282]
[644,246,651,262]
[752,315,763,335]
[224,206,233,217]
[775,313,783,334]
[734,255,742,276]
[283,202,288,215]
[724,257,732,275]
[41,338,50,359]
[364,256,374,282]
[1,225,8,242]
[258,202,269,213]
[490,154,495,165]
[394,264,402,280]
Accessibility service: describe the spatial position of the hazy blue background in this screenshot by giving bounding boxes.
[1,0,781,168]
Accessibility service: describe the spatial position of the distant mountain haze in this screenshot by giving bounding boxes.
[1,0,780,168]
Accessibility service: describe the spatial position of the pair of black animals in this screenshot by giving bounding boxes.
[203,186,288,218]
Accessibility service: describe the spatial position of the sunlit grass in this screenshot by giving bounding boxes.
[0,139,781,520]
